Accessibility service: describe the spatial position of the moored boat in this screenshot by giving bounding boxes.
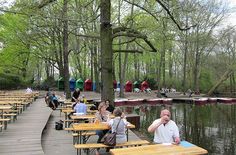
[162,98,173,104]
[218,98,233,104]
[114,99,128,106]
[126,99,144,106]
[146,98,162,105]
[193,98,208,105]
[208,98,217,104]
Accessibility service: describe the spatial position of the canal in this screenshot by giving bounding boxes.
[132,103,236,155]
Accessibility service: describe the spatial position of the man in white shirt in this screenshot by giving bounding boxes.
[148,109,180,144]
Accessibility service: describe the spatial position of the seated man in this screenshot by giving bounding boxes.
[148,109,180,144]
[73,98,87,115]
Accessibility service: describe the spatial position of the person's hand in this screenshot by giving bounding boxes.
[121,112,126,118]
[161,115,170,125]
[174,137,180,144]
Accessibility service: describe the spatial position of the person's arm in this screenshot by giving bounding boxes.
[148,116,169,133]
[148,120,162,133]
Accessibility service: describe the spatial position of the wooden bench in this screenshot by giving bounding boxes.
[74,140,150,155]
[0,118,11,130]
[64,128,96,144]
[3,113,17,122]
[0,124,3,132]
[72,132,96,144]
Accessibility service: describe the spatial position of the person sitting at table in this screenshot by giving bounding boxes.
[95,102,111,155]
[108,107,130,144]
[81,94,87,104]
[71,88,80,102]
[148,109,180,144]
[73,98,87,115]
[105,100,114,113]
[51,92,59,110]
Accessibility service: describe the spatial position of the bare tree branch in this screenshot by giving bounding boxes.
[156,0,196,31]
[113,49,143,54]
[123,0,161,22]
[112,27,157,52]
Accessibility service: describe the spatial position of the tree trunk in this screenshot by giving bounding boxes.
[182,25,188,92]
[194,25,200,92]
[62,0,70,99]
[100,0,114,104]
[207,70,233,96]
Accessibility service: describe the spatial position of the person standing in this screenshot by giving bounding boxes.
[71,88,80,102]
[148,109,180,144]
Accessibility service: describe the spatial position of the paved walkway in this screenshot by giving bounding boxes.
[0,98,52,155]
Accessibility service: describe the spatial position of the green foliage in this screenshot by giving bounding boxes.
[143,77,157,90]
[0,73,23,89]
[40,76,56,90]
[199,70,213,93]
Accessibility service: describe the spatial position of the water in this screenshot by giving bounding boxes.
[128,103,236,155]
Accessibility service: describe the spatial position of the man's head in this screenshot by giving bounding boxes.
[160,109,171,124]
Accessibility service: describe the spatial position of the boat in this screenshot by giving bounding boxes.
[162,98,173,104]
[208,98,217,104]
[146,98,162,105]
[114,99,128,106]
[217,98,233,104]
[126,99,144,106]
[231,98,236,103]
[193,98,208,105]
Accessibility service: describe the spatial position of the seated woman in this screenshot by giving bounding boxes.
[95,102,111,155]
[105,100,114,113]
[108,107,130,144]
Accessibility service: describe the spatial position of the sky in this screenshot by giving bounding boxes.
[227,0,236,26]
[1,0,236,27]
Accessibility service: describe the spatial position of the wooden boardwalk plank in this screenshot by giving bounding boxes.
[0,98,52,155]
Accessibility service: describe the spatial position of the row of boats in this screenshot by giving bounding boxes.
[114,97,236,106]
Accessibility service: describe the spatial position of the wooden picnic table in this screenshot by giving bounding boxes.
[73,122,135,155]
[110,141,208,155]
[71,114,114,121]
[0,105,13,118]
[72,122,135,143]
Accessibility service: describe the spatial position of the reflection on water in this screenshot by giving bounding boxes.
[136,103,236,155]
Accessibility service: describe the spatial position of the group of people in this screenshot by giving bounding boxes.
[45,88,180,155]
[45,88,59,110]
[94,102,180,155]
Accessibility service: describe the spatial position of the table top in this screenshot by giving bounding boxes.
[0,101,23,104]
[110,141,208,155]
[0,105,13,110]
[72,122,135,131]
[71,114,115,120]
[71,114,96,120]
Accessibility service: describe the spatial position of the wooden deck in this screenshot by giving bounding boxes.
[41,109,142,155]
[0,98,52,155]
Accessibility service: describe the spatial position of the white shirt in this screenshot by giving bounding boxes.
[152,119,179,143]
